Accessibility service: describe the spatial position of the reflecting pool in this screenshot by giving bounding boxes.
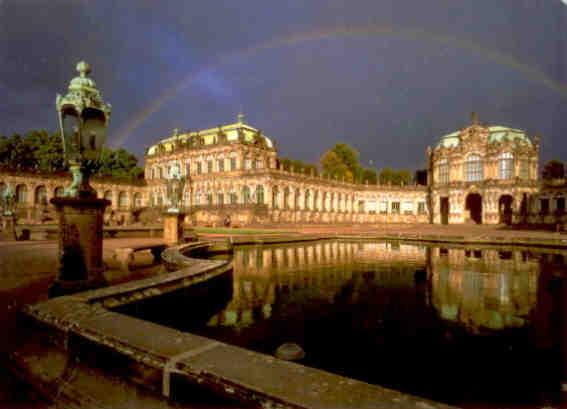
[119,240,567,408]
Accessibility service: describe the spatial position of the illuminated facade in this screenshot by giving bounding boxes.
[145,115,428,226]
[428,113,540,224]
[1,113,553,226]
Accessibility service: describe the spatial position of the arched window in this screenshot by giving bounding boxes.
[256,159,263,169]
[54,186,65,198]
[284,187,290,209]
[313,191,319,211]
[35,185,47,205]
[194,191,202,206]
[230,190,237,204]
[304,189,310,210]
[465,154,483,182]
[134,192,142,208]
[206,191,213,205]
[15,184,27,204]
[438,159,449,184]
[294,188,301,209]
[229,156,237,171]
[185,161,191,176]
[256,185,264,204]
[217,191,224,206]
[104,190,113,204]
[242,186,251,204]
[217,158,224,172]
[118,191,129,208]
[499,152,514,180]
[157,192,163,207]
[244,156,251,170]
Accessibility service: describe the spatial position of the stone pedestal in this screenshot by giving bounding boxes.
[49,197,110,298]
[163,212,185,245]
[1,215,17,241]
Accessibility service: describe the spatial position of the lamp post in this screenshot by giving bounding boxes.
[1,185,17,240]
[49,61,112,298]
[163,162,187,245]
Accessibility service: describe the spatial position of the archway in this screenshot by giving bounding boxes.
[498,195,514,225]
[465,193,482,224]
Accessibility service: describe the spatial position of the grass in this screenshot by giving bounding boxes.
[193,226,292,235]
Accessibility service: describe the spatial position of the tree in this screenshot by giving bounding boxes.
[0,129,143,180]
[378,167,412,185]
[542,160,565,180]
[361,168,377,184]
[320,150,353,181]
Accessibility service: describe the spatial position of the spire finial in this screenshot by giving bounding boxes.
[471,111,479,125]
[237,111,245,124]
[76,61,91,77]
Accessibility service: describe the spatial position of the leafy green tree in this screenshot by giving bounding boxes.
[320,150,353,181]
[542,160,565,180]
[0,129,143,180]
[361,168,377,184]
[378,167,412,185]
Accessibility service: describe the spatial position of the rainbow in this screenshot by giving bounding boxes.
[111,24,567,148]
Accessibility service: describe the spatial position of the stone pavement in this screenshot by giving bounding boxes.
[0,237,165,409]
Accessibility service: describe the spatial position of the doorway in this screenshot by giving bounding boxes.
[465,193,482,224]
[440,197,449,225]
[499,195,514,225]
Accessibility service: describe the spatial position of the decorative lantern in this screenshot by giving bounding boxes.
[165,162,186,213]
[56,61,111,198]
[1,185,16,216]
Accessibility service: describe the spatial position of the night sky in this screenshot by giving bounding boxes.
[0,0,565,171]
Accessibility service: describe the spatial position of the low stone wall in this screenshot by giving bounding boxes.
[14,240,456,409]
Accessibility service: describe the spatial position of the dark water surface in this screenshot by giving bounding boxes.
[118,240,567,409]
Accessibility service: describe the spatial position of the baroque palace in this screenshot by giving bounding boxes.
[0,112,563,226]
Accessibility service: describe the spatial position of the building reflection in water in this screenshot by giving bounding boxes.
[125,240,567,407]
[430,247,539,333]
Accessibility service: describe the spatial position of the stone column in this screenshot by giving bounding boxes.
[49,197,109,297]
[163,212,185,245]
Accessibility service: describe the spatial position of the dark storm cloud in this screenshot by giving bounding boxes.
[0,0,565,169]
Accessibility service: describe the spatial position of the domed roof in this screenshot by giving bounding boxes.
[435,125,532,149]
[147,115,275,156]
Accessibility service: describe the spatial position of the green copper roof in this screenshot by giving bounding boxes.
[436,125,531,149]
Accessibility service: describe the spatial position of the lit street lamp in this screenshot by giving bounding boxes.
[56,61,111,197]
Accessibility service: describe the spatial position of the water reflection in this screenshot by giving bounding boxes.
[122,240,567,408]
[430,247,539,333]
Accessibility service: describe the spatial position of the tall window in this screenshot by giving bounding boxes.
[465,154,483,182]
[391,202,400,214]
[230,191,237,204]
[35,186,47,205]
[217,192,224,206]
[196,162,202,174]
[230,157,237,171]
[242,186,251,204]
[206,191,213,205]
[499,152,514,180]
[304,190,310,210]
[118,192,129,208]
[418,202,426,214]
[519,159,529,180]
[134,193,142,208]
[185,161,191,176]
[256,185,265,204]
[256,159,263,169]
[207,160,213,173]
[217,159,224,172]
[438,159,449,184]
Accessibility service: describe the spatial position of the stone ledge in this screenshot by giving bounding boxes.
[17,239,457,409]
